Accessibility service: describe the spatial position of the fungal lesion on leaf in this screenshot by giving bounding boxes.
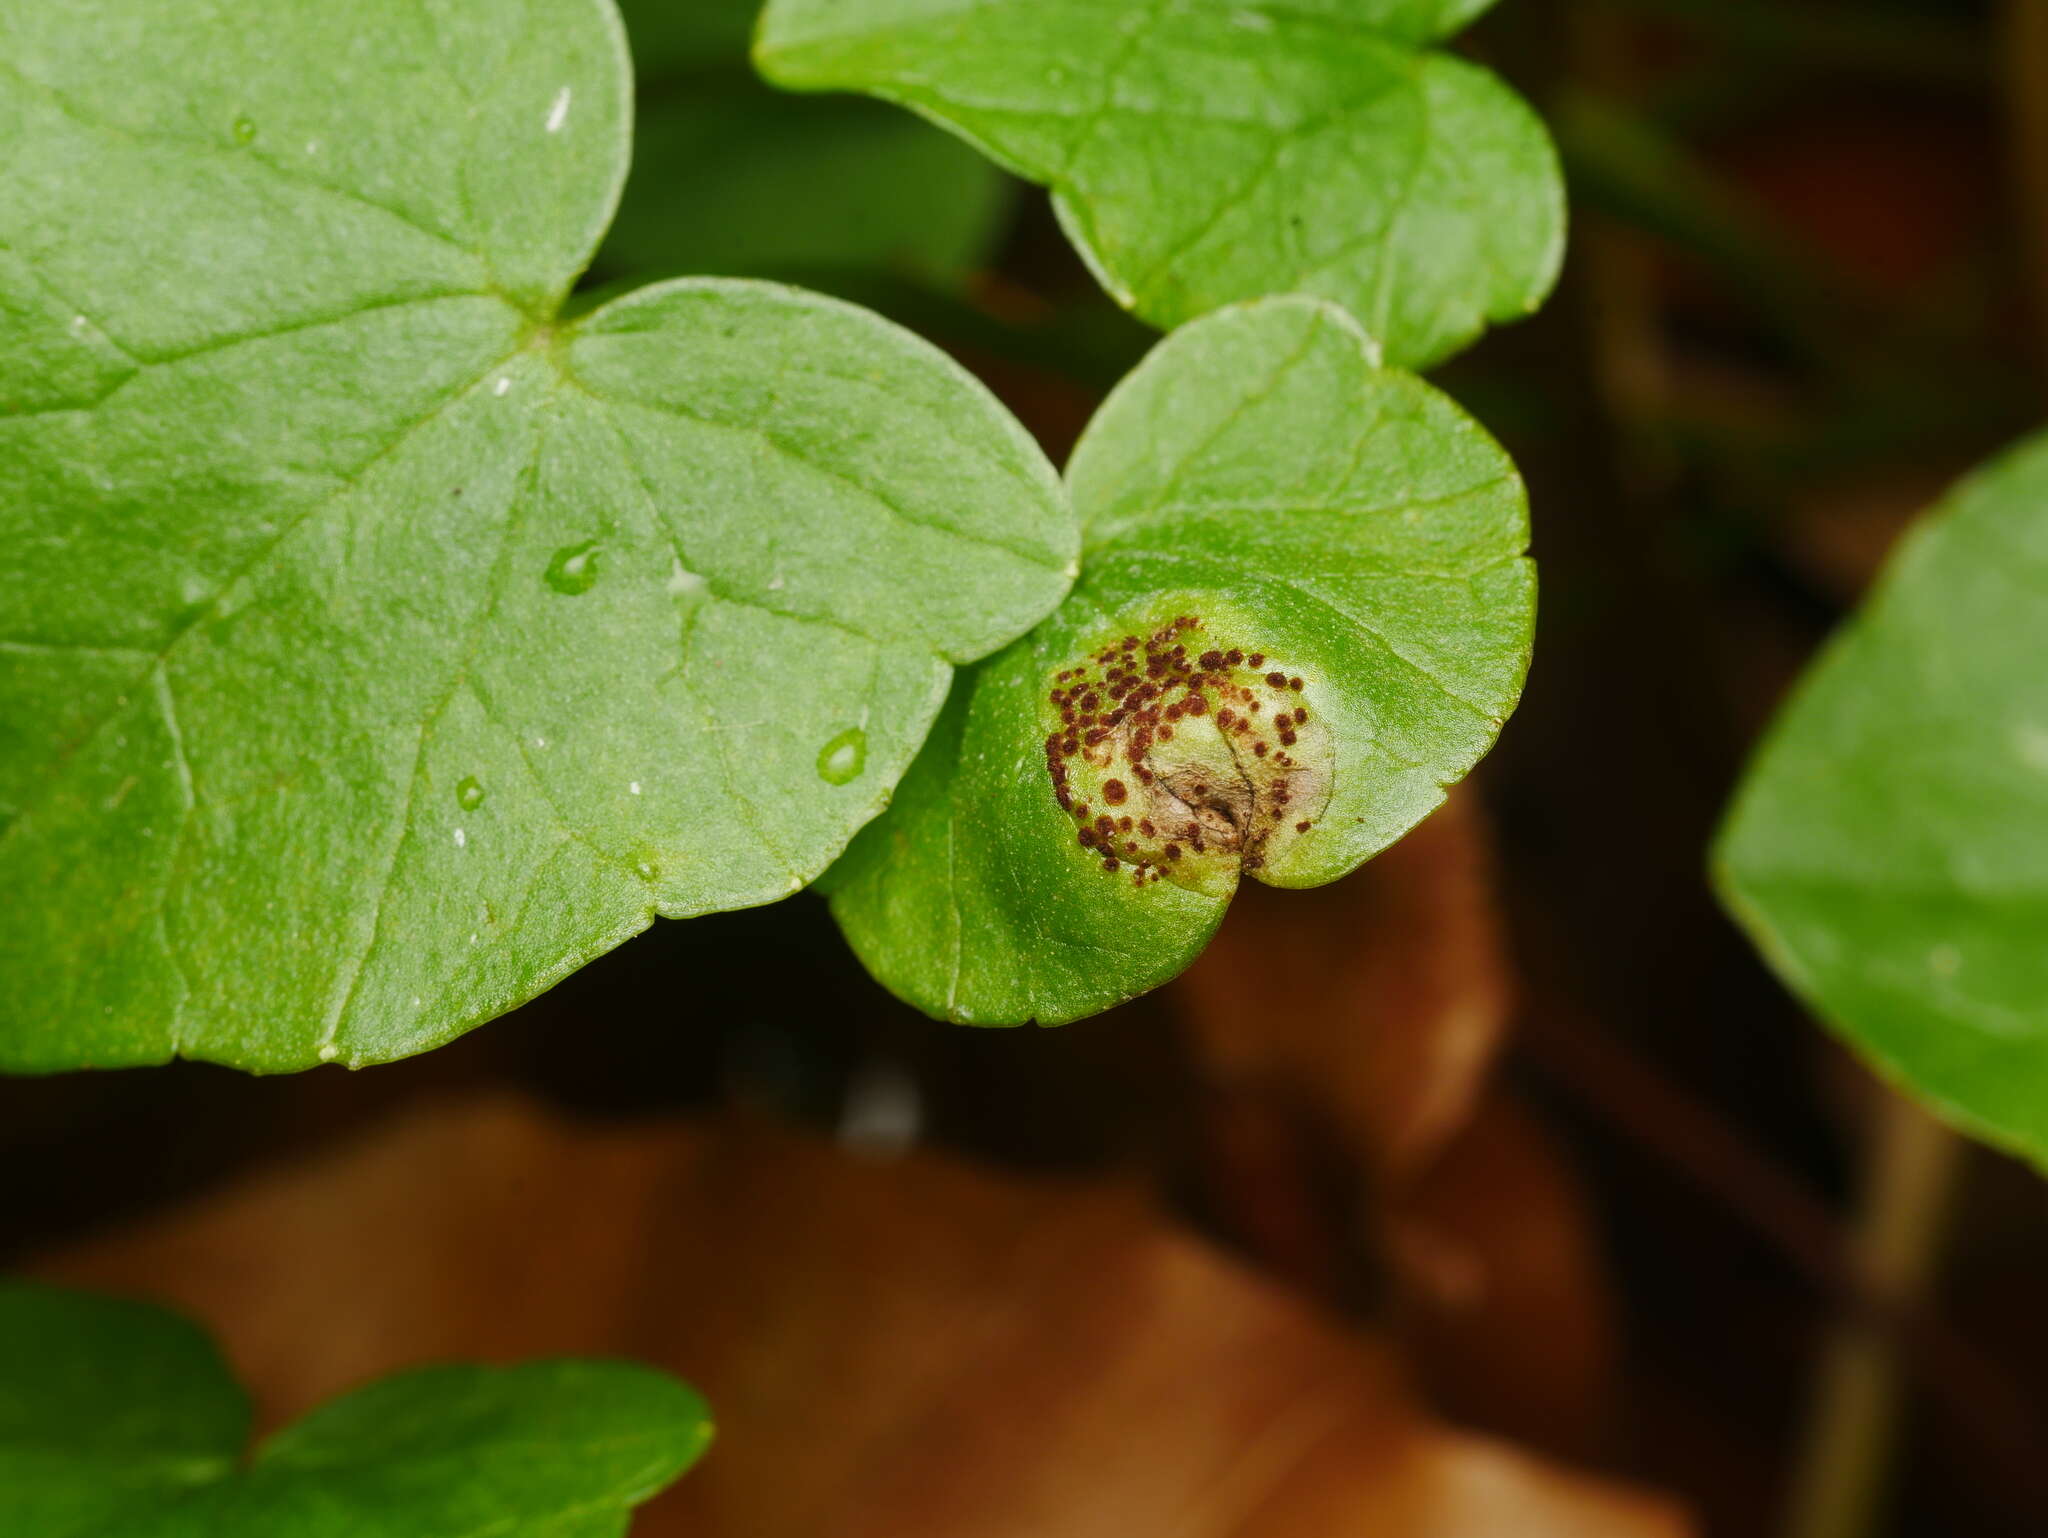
[1042,613,1331,894]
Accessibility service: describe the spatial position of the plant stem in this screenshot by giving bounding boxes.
[1779,1091,1964,1538]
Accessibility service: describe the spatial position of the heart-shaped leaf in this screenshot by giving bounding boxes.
[755,0,1565,369]
[0,0,1075,1073]
[1717,431,2048,1167]
[821,296,1533,1024]
[0,1282,710,1538]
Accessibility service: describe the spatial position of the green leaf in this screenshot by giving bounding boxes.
[755,0,1565,369]
[822,296,1533,1024]
[0,1283,710,1538]
[597,0,1013,294]
[0,0,1075,1073]
[0,1285,248,1536]
[1716,431,2048,1167]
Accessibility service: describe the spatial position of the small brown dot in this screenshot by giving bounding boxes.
[1295,820,1312,833]
[1279,730,1296,746]
[1118,816,1134,831]
[1103,856,1121,873]
[1199,650,1224,669]
[1096,815,1114,834]
[1165,844,1182,860]
[1225,649,1244,665]
[1248,653,1265,667]
[1103,779,1128,805]
[1293,707,1307,724]
[1158,724,1174,740]
[1138,819,1155,836]
[1184,694,1206,715]
[1266,672,1287,688]
[1073,803,1091,820]
[1077,829,1095,848]
[1289,677,1303,691]
[1253,741,1269,757]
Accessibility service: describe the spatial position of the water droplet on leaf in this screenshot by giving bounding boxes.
[456,776,486,810]
[232,115,256,144]
[817,727,867,785]
[545,540,601,595]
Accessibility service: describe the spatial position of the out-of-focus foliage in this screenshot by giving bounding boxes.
[596,0,1013,293]
[0,1282,710,1537]
[1719,432,2048,1168]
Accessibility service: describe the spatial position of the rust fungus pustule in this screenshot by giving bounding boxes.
[1043,615,1332,890]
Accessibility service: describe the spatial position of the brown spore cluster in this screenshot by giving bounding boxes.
[1042,615,1331,890]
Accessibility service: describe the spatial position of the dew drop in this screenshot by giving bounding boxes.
[544,539,601,595]
[452,827,467,849]
[455,776,486,811]
[816,726,867,785]
[232,114,256,144]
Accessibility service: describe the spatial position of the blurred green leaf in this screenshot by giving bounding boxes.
[0,1283,710,1537]
[1718,431,2048,1166]
[601,0,1013,294]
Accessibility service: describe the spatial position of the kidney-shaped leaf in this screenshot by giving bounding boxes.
[755,0,1565,369]
[1717,431,2048,1167]
[822,296,1534,1024]
[0,0,1075,1072]
[0,1283,710,1538]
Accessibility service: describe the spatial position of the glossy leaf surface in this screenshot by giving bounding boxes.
[823,297,1533,1023]
[0,0,1074,1071]
[756,0,1565,367]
